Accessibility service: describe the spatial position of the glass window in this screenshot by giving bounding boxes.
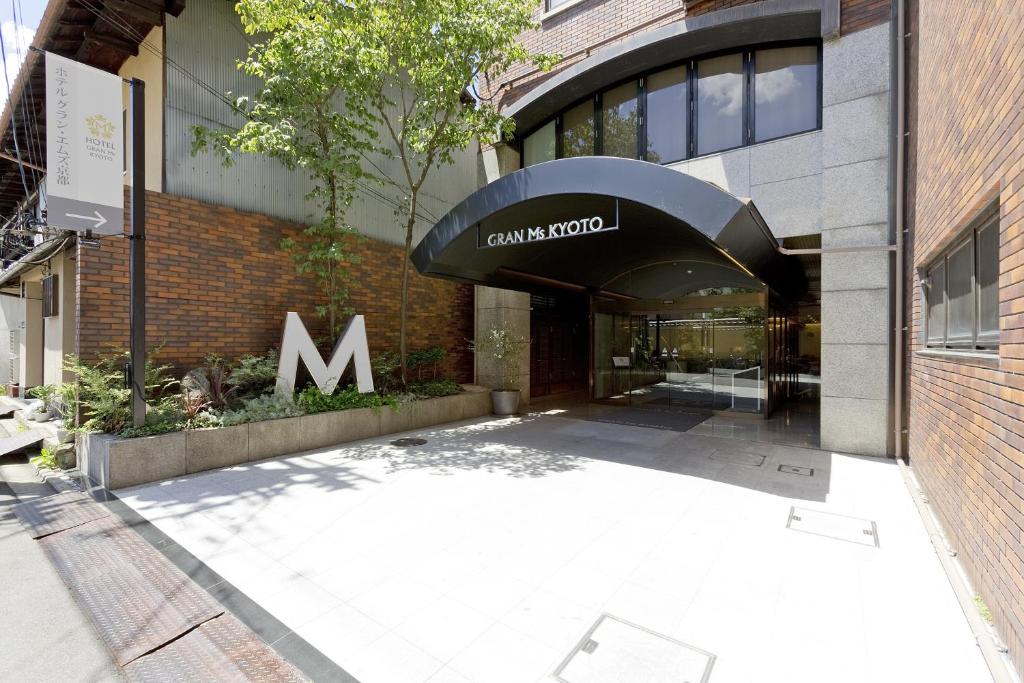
[646,66,687,164]
[696,53,744,156]
[523,121,556,167]
[546,0,574,10]
[561,100,594,158]
[753,45,818,142]
[601,81,639,159]
[926,262,945,345]
[976,216,1000,343]
[946,238,974,344]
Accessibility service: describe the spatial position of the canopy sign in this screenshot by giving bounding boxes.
[45,52,124,235]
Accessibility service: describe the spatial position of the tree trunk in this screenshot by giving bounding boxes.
[327,171,338,335]
[399,193,418,388]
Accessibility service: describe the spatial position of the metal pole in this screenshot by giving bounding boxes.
[129,78,146,427]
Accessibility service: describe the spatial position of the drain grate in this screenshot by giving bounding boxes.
[390,437,427,447]
[709,450,764,467]
[778,464,814,477]
[554,614,715,683]
[786,506,879,548]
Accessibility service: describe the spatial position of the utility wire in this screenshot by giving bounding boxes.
[0,19,30,198]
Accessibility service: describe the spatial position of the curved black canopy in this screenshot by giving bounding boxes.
[411,157,806,301]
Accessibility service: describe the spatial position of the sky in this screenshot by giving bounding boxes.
[1,0,43,95]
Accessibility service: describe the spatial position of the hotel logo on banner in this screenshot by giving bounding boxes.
[45,52,124,235]
[477,199,619,249]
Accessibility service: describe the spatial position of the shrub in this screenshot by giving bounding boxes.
[64,350,178,434]
[408,377,461,398]
[371,352,402,394]
[228,349,280,397]
[183,355,239,411]
[296,384,394,414]
[31,446,59,470]
[407,347,445,380]
[221,393,305,426]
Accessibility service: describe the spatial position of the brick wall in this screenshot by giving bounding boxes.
[481,0,890,110]
[75,190,474,383]
[907,0,1024,676]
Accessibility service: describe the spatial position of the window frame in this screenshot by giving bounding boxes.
[517,38,823,169]
[922,206,1000,353]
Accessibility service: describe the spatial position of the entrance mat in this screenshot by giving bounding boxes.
[565,406,711,433]
[709,450,765,467]
[554,613,715,683]
[12,490,111,538]
[124,612,306,682]
[39,514,224,665]
[786,506,879,548]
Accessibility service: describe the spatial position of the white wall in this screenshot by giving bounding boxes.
[0,292,23,386]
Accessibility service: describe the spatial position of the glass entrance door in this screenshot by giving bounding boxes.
[592,294,769,416]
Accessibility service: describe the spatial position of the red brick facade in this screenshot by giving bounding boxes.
[481,0,890,110]
[907,0,1024,675]
[75,190,474,382]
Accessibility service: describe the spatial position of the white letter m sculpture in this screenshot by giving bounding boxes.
[276,312,374,396]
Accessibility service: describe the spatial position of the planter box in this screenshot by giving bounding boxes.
[80,385,493,489]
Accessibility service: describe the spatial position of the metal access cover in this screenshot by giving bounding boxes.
[554,614,715,683]
[13,490,111,538]
[124,613,306,682]
[39,515,224,665]
[709,449,765,467]
[390,437,427,447]
[778,464,814,477]
[787,506,879,548]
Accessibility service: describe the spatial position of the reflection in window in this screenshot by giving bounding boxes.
[976,217,999,343]
[545,0,574,11]
[946,238,973,344]
[601,81,638,159]
[561,100,594,158]
[925,207,1000,350]
[696,53,744,155]
[754,46,818,142]
[646,66,687,164]
[523,120,556,167]
[926,262,945,345]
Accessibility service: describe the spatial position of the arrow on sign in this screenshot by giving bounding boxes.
[65,211,108,229]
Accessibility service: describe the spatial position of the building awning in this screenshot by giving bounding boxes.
[411,156,806,301]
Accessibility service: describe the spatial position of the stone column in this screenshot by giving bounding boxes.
[819,23,893,456]
[474,285,531,407]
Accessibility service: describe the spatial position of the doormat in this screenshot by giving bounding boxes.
[554,613,715,683]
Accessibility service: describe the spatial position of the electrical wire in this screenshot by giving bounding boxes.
[0,19,30,198]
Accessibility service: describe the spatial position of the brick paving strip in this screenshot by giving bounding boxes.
[12,491,307,682]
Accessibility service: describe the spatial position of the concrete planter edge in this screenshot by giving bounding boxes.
[80,385,492,489]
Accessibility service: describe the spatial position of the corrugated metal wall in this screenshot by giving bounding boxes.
[163,0,480,246]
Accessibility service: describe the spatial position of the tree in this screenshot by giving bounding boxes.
[191,0,378,335]
[340,0,556,385]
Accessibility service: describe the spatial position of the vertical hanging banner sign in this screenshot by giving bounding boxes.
[45,52,124,235]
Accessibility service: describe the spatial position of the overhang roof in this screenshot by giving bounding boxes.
[505,0,839,134]
[411,156,806,302]
[0,0,185,218]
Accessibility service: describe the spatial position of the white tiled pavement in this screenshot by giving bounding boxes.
[118,412,994,683]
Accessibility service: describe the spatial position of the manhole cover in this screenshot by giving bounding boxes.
[778,464,814,476]
[390,437,427,447]
[554,614,715,683]
[787,506,879,547]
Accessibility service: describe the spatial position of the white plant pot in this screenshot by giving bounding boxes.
[30,410,50,422]
[490,390,520,416]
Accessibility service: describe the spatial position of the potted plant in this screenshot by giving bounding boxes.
[54,382,78,443]
[26,384,58,422]
[470,322,529,415]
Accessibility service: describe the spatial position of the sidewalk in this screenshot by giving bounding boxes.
[0,453,123,683]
